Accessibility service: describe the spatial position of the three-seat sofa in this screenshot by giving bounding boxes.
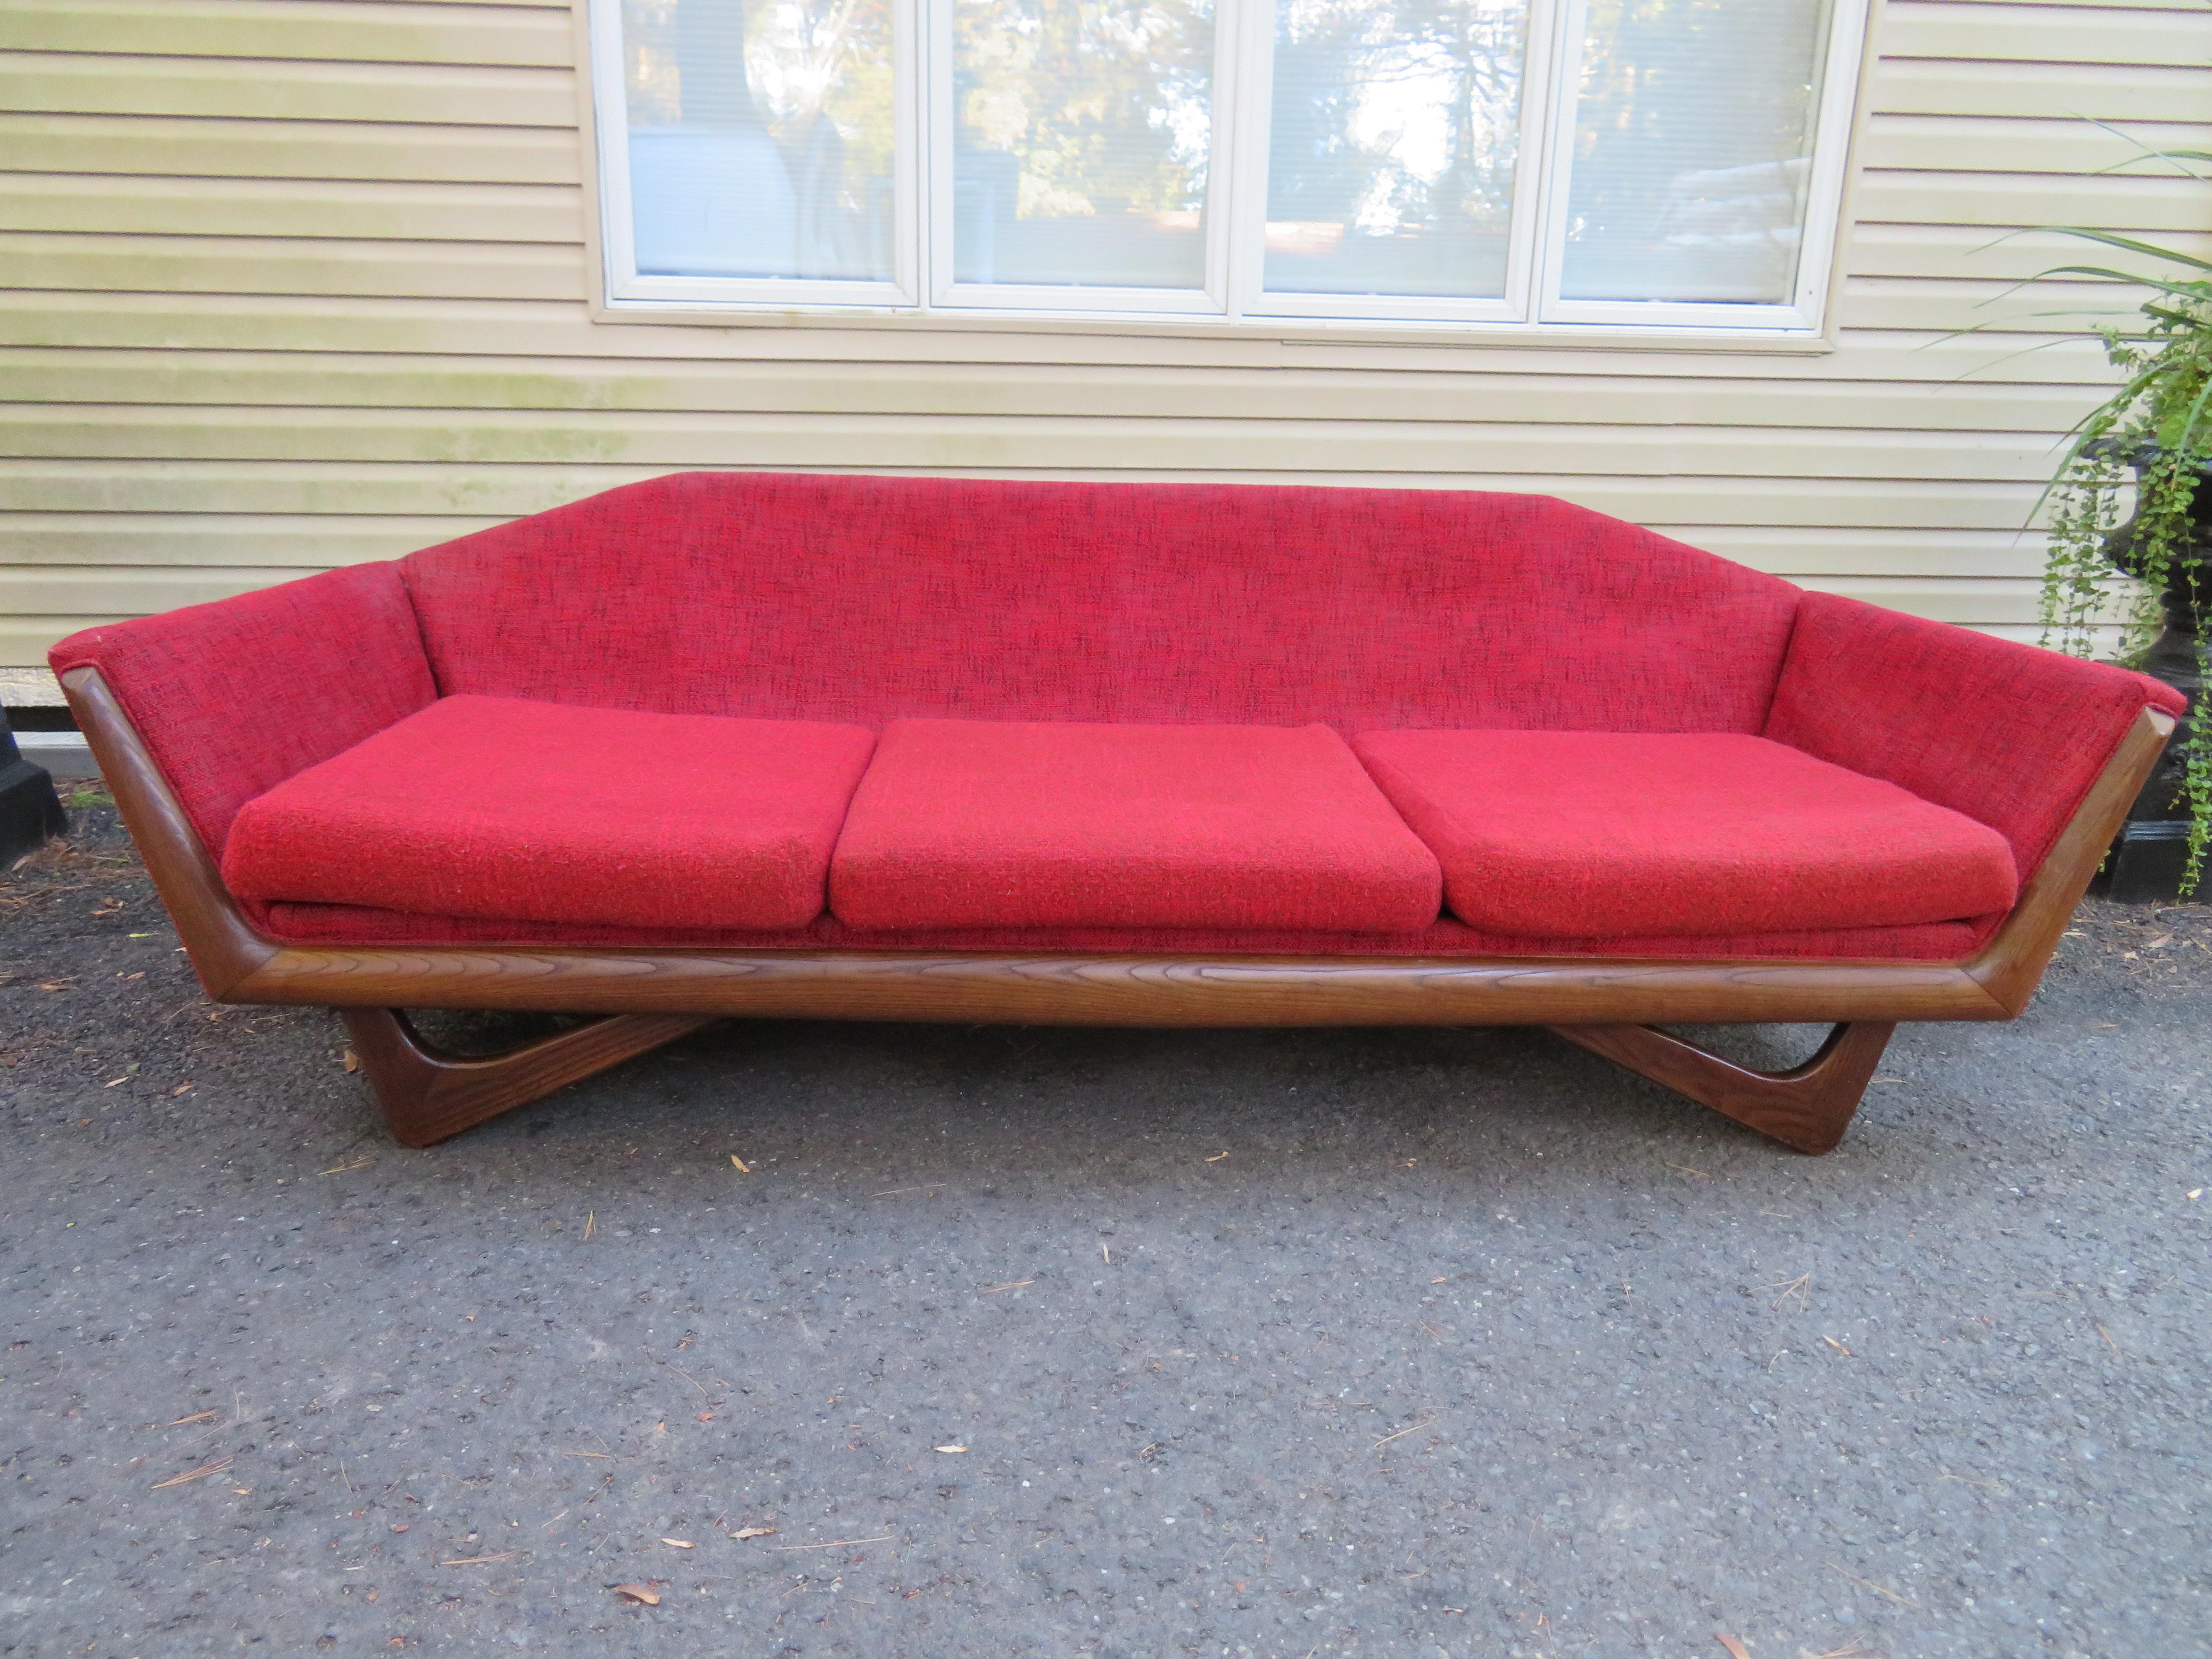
[52,473,2182,1152]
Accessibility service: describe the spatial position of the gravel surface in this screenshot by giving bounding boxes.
[3,789,2208,1659]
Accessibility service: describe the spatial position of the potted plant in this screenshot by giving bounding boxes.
[2024,148,2210,899]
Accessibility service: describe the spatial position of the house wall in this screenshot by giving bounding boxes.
[4,0,2209,673]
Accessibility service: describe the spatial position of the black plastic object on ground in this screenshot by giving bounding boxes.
[0,707,67,863]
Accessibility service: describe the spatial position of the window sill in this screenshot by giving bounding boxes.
[588,298,1841,358]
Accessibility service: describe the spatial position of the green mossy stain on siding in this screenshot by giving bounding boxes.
[399,422,635,465]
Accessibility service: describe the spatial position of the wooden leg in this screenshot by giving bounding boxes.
[1544,1021,1898,1154]
[341,1008,719,1147]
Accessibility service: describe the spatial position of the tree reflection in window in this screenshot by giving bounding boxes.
[952,0,1214,290]
[1264,0,1528,300]
[624,0,897,281]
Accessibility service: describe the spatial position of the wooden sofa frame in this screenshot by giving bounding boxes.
[64,665,2174,1155]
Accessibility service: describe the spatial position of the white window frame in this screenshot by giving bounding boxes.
[587,0,923,309]
[1227,0,1561,327]
[586,0,1871,340]
[924,0,1233,314]
[1532,0,1870,332]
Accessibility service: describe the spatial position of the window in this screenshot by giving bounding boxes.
[590,0,1868,336]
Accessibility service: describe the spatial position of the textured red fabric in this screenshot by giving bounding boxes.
[55,476,2180,972]
[253,899,1987,962]
[46,565,437,860]
[399,472,1803,734]
[222,696,875,930]
[1764,592,2186,882]
[1353,729,2019,937]
[829,719,1444,932]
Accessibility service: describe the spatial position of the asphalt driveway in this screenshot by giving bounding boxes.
[3,789,2207,1658]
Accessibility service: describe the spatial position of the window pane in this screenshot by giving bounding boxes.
[1558,0,1832,305]
[952,0,1214,290]
[623,0,896,282]
[1263,0,1529,300]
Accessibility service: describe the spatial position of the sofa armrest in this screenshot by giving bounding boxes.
[47,564,437,861]
[1764,591,2187,885]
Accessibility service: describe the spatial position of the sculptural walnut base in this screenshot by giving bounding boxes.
[345,1004,1897,1152]
[1546,1020,1897,1154]
[342,1007,719,1147]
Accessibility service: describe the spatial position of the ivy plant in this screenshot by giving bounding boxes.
[2020,141,2212,893]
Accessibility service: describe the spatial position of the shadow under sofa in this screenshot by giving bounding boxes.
[50,473,2184,1153]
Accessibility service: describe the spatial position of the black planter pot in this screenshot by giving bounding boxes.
[0,706,67,864]
[2091,451,2209,902]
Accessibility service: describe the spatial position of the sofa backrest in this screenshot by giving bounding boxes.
[399,473,1804,734]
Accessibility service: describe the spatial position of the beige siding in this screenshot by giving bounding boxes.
[4,0,2210,670]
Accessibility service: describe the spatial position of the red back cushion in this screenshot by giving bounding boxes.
[399,472,1802,733]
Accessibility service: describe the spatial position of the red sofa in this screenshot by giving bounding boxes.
[52,473,2182,1151]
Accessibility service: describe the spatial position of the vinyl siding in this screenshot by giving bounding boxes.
[4,0,2209,669]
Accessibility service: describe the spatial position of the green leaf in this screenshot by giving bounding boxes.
[2033,227,2212,275]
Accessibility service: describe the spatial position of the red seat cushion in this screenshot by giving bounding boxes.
[1352,729,2019,938]
[830,719,1444,932]
[222,696,876,930]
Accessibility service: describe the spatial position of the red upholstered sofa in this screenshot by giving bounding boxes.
[52,473,2182,1152]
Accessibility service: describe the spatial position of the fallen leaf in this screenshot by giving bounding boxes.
[1717,1636,1752,1659]
[730,1154,750,1173]
[2147,934,2172,949]
[661,1538,694,1548]
[732,1526,776,1540]
[341,1050,360,1073]
[610,1583,660,1606]
[934,1445,968,1454]
[2188,1189,2203,1202]
[171,1083,191,1096]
